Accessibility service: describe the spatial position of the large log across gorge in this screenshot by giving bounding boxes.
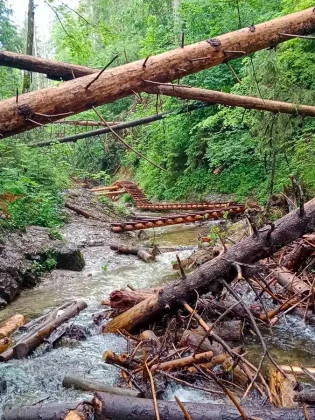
[0,7,315,138]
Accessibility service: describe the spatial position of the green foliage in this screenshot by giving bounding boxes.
[2,0,315,231]
[0,1,22,99]
[30,253,57,275]
[0,142,70,229]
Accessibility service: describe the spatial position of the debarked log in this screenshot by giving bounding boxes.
[0,314,26,338]
[273,267,310,296]
[102,350,139,370]
[93,392,315,420]
[145,84,315,118]
[151,350,214,372]
[103,198,315,333]
[62,375,142,398]
[0,301,87,362]
[187,346,242,373]
[2,401,93,420]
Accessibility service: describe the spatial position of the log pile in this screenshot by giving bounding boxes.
[0,301,87,362]
[94,199,315,419]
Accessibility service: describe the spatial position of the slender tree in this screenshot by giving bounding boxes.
[22,0,35,93]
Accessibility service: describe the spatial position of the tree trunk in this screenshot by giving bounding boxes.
[22,0,35,93]
[62,375,142,398]
[33,103,210,147]
[2,401,92,420]
[0,314,26,338]
[1,7,315,138]
[103,198,315,333]
[0,301,87,362]
[0,50,97,81]
[145,84,315,118]
[93,392,315,420]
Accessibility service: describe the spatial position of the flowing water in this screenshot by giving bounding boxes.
[1,220,315,414]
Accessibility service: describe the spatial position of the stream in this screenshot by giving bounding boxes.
[1,218,315,414]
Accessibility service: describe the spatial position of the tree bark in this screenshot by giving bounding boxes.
[1,7,315,138]
[93,392,315,420]
[294,392,315,404]
[0,314,26,338]
[103,198,315,333]
[22,0,35,93]
[0,50,97,80]
[103,288,160,310]
[2,401,92,420]
[62,375,142,398]
[0,301,87,362]
[145,84,315,118]
[193,320,242,342]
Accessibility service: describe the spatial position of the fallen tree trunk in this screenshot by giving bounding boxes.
[0,50,97,80]
[65,202,100,220]
[103,198,315,333]
[110,245,155,263]
[33,103,211,147]
[193,320,242,342]
[273,267,310,296]
[20,302,73,332]
[102,288,160,310]
[54,120,120,127]
[93,392,315,420]
[1,7,315,138]
[0,301,87,362]
[2,401,93,420]
[145,84,315,118]
[294,391,315,404]
[0,314,26,338]
[62,375,142,398]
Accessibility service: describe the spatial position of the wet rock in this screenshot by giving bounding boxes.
[0,298,8,309]
[64,325,88,341]
[55,244,85,271]
[0,225,85,307]
[0,273,20,304]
